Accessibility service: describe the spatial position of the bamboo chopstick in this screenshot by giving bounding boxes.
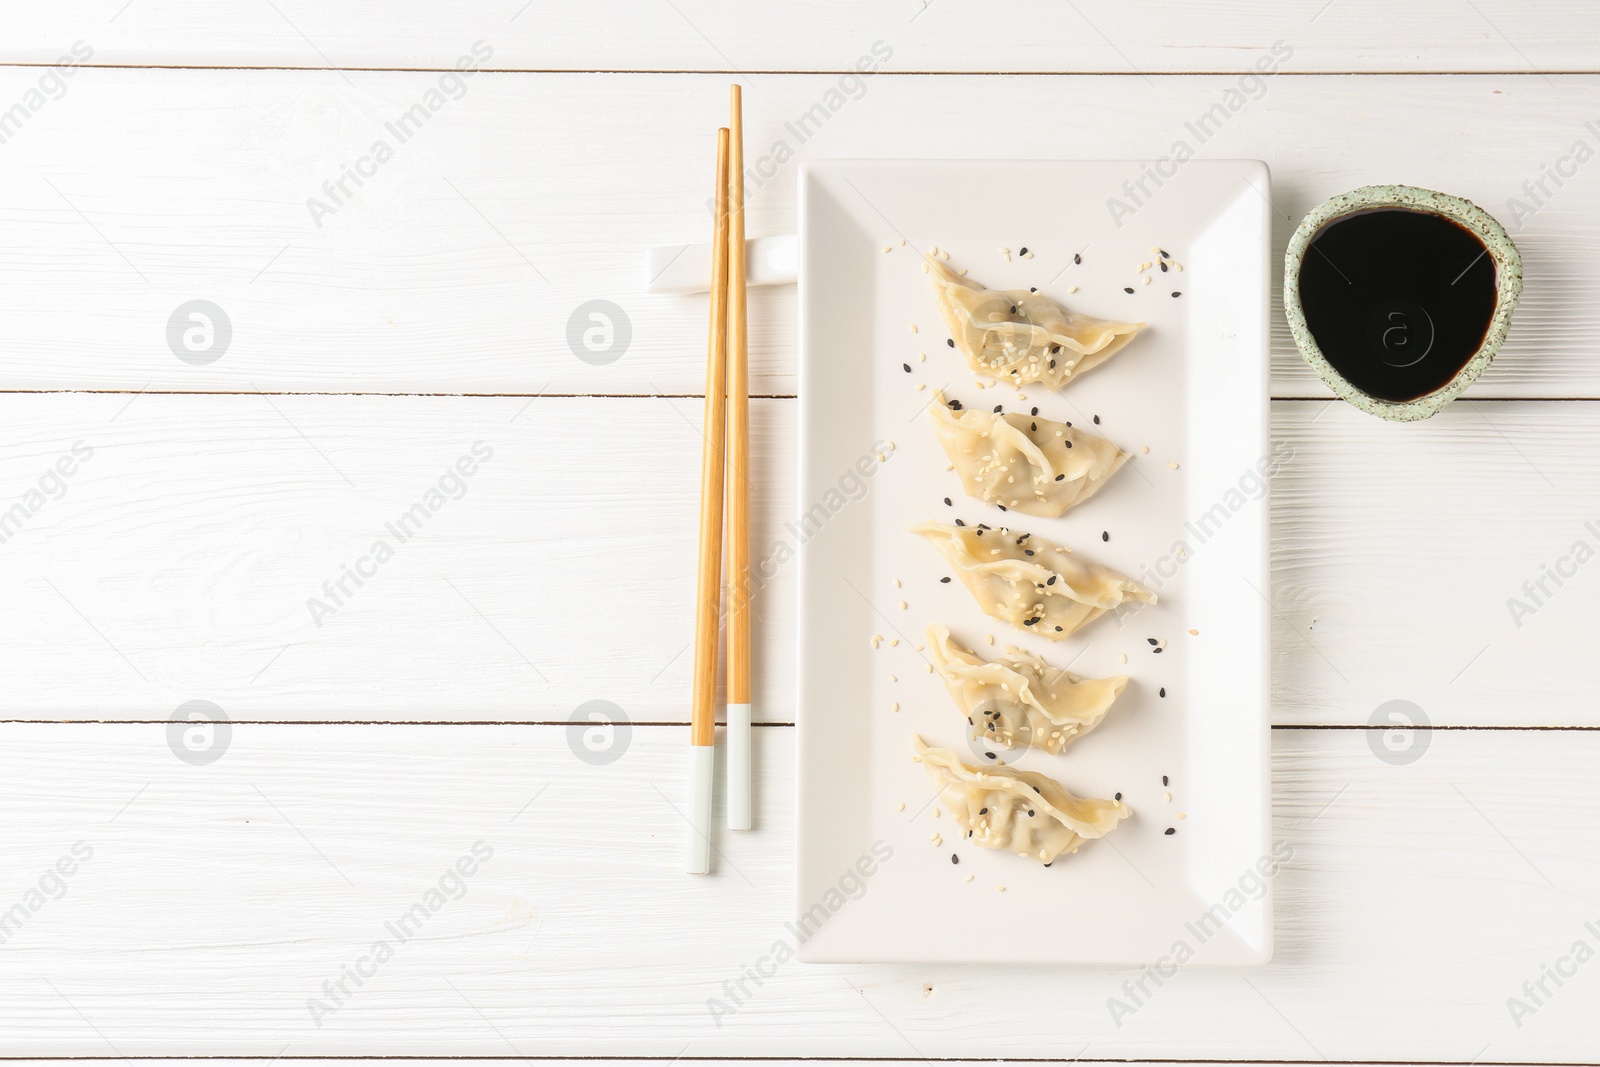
[725,84,753,832]
[687,126,732,877]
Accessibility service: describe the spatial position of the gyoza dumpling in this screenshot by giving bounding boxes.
[912,735,1129,864]
[913,521,1155,639]
[927,256,1143,389]
[928,625,1127,754]
[929,391,1127,517]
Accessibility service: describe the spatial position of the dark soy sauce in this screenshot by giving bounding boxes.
[1298,208,1496,403]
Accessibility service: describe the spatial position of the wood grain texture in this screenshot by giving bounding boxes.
[3,394,1598,728]
[0,70,1598,397]
[2,723,1596,1060]
[6,1,1600,73]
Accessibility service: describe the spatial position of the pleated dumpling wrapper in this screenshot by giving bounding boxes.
[912,735,1130,864]
[927,256,1143,389]
[928,390,1127,517]
[913,521,1155,639]
[927,625,1128,754]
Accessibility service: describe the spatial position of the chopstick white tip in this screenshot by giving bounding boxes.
[727,703,752,830]
[686,743,715,875]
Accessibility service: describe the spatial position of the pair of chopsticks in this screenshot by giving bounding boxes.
[688,85,752,876]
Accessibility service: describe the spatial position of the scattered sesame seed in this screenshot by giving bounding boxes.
[964,873,974,882]
[985,634,995,645]
[899,239,905,246]
[1123,287,1135,294]
[882,245,892,253]
[918,352,927,362]
[951,853,959,865]
[899,600,908,610]
[902,362,912,373]
[940,576,951,584]
[891,702,899,712]
[1164,827,1176,836]
[1163,775,1169,786]
[1168,461,1179,469]
[909,324,918,333]
[916,383,926,391]
[996,885,1006,893]
[1119,653,1127,664]
[1066,285,1078,294]
[954,518,964,526]
[898,801,905,811]
[1114,792,1122,801]
[1165,791,1172,802]
[1074,253,1082,264]
[1160,687,1166,698]
[1093,414,1100,425]
[1142,275,1152,286]
[1102,531,1109,542]
[1030,407,1039,416]
[889,674,897,683]
[1171,291,1182,298]
[946,338,955,348]
[1160,261,1169,272]
[1177,812,1187,820]
[1189,628,1199,635]
[984,752,996,760]
[1141,445,1150,454]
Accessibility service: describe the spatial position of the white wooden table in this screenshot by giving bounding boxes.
[3,2,1600,1062]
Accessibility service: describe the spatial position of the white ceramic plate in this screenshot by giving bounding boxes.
[795,159,1273,965]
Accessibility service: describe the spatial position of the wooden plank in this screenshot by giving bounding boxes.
[0,70,1595,397]
[3,394,1599,728]
[1,723,1594,1060]
[6,1,1600,73]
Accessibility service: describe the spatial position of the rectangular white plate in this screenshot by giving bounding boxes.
[796,159,1273,964]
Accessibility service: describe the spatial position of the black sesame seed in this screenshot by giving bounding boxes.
[975,528,984,536]
[1044,862,1052,868]
[1093,414,1100,425]
[902,363,912,373]
[948,399,962,410]
[1159,687,1166,698]
[947,338,956,347]
[1064,440,1072,449]
[954,518,965,526]
[993,404,1003,413]
[1009,305,1017,314]
[951,854,960,865]
[1164,827,1176,836]
[1029,422,1036,431]
[1074,253,1082,264]
[980,807,988,815]
[997,504,1007,512]
[1046,575,1057,586]
[1159,261,1168,272]
[1030,407,1038,416]
[1027,810,1035,817]
[1114,792,1122,801]
[1029,287,1038,293]
[1162,775,1169,786]
[1051,345,1061,354]
[1147,638,1158,646]
[940,576,951,583]
[944,496,951,506]
[1123,287,1134,294]
[1154,647,1163,653]
[1023,618,1038,626]
[1020,247,1029,255]
[1054,473,1066,481]
[1048,359,1056,369]
[1159,249,1170,259]
[1171,291,1182,298]
[978,523,990,529]
[1101,531,1109,542]
[1024,549,1034,556]
[984,752,996,760]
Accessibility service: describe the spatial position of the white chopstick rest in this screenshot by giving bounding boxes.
[687,743,715,875]
[726,703,752,830]
[644,234,798,295]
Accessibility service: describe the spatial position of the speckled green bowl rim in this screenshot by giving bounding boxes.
[1283,184,1522,422]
